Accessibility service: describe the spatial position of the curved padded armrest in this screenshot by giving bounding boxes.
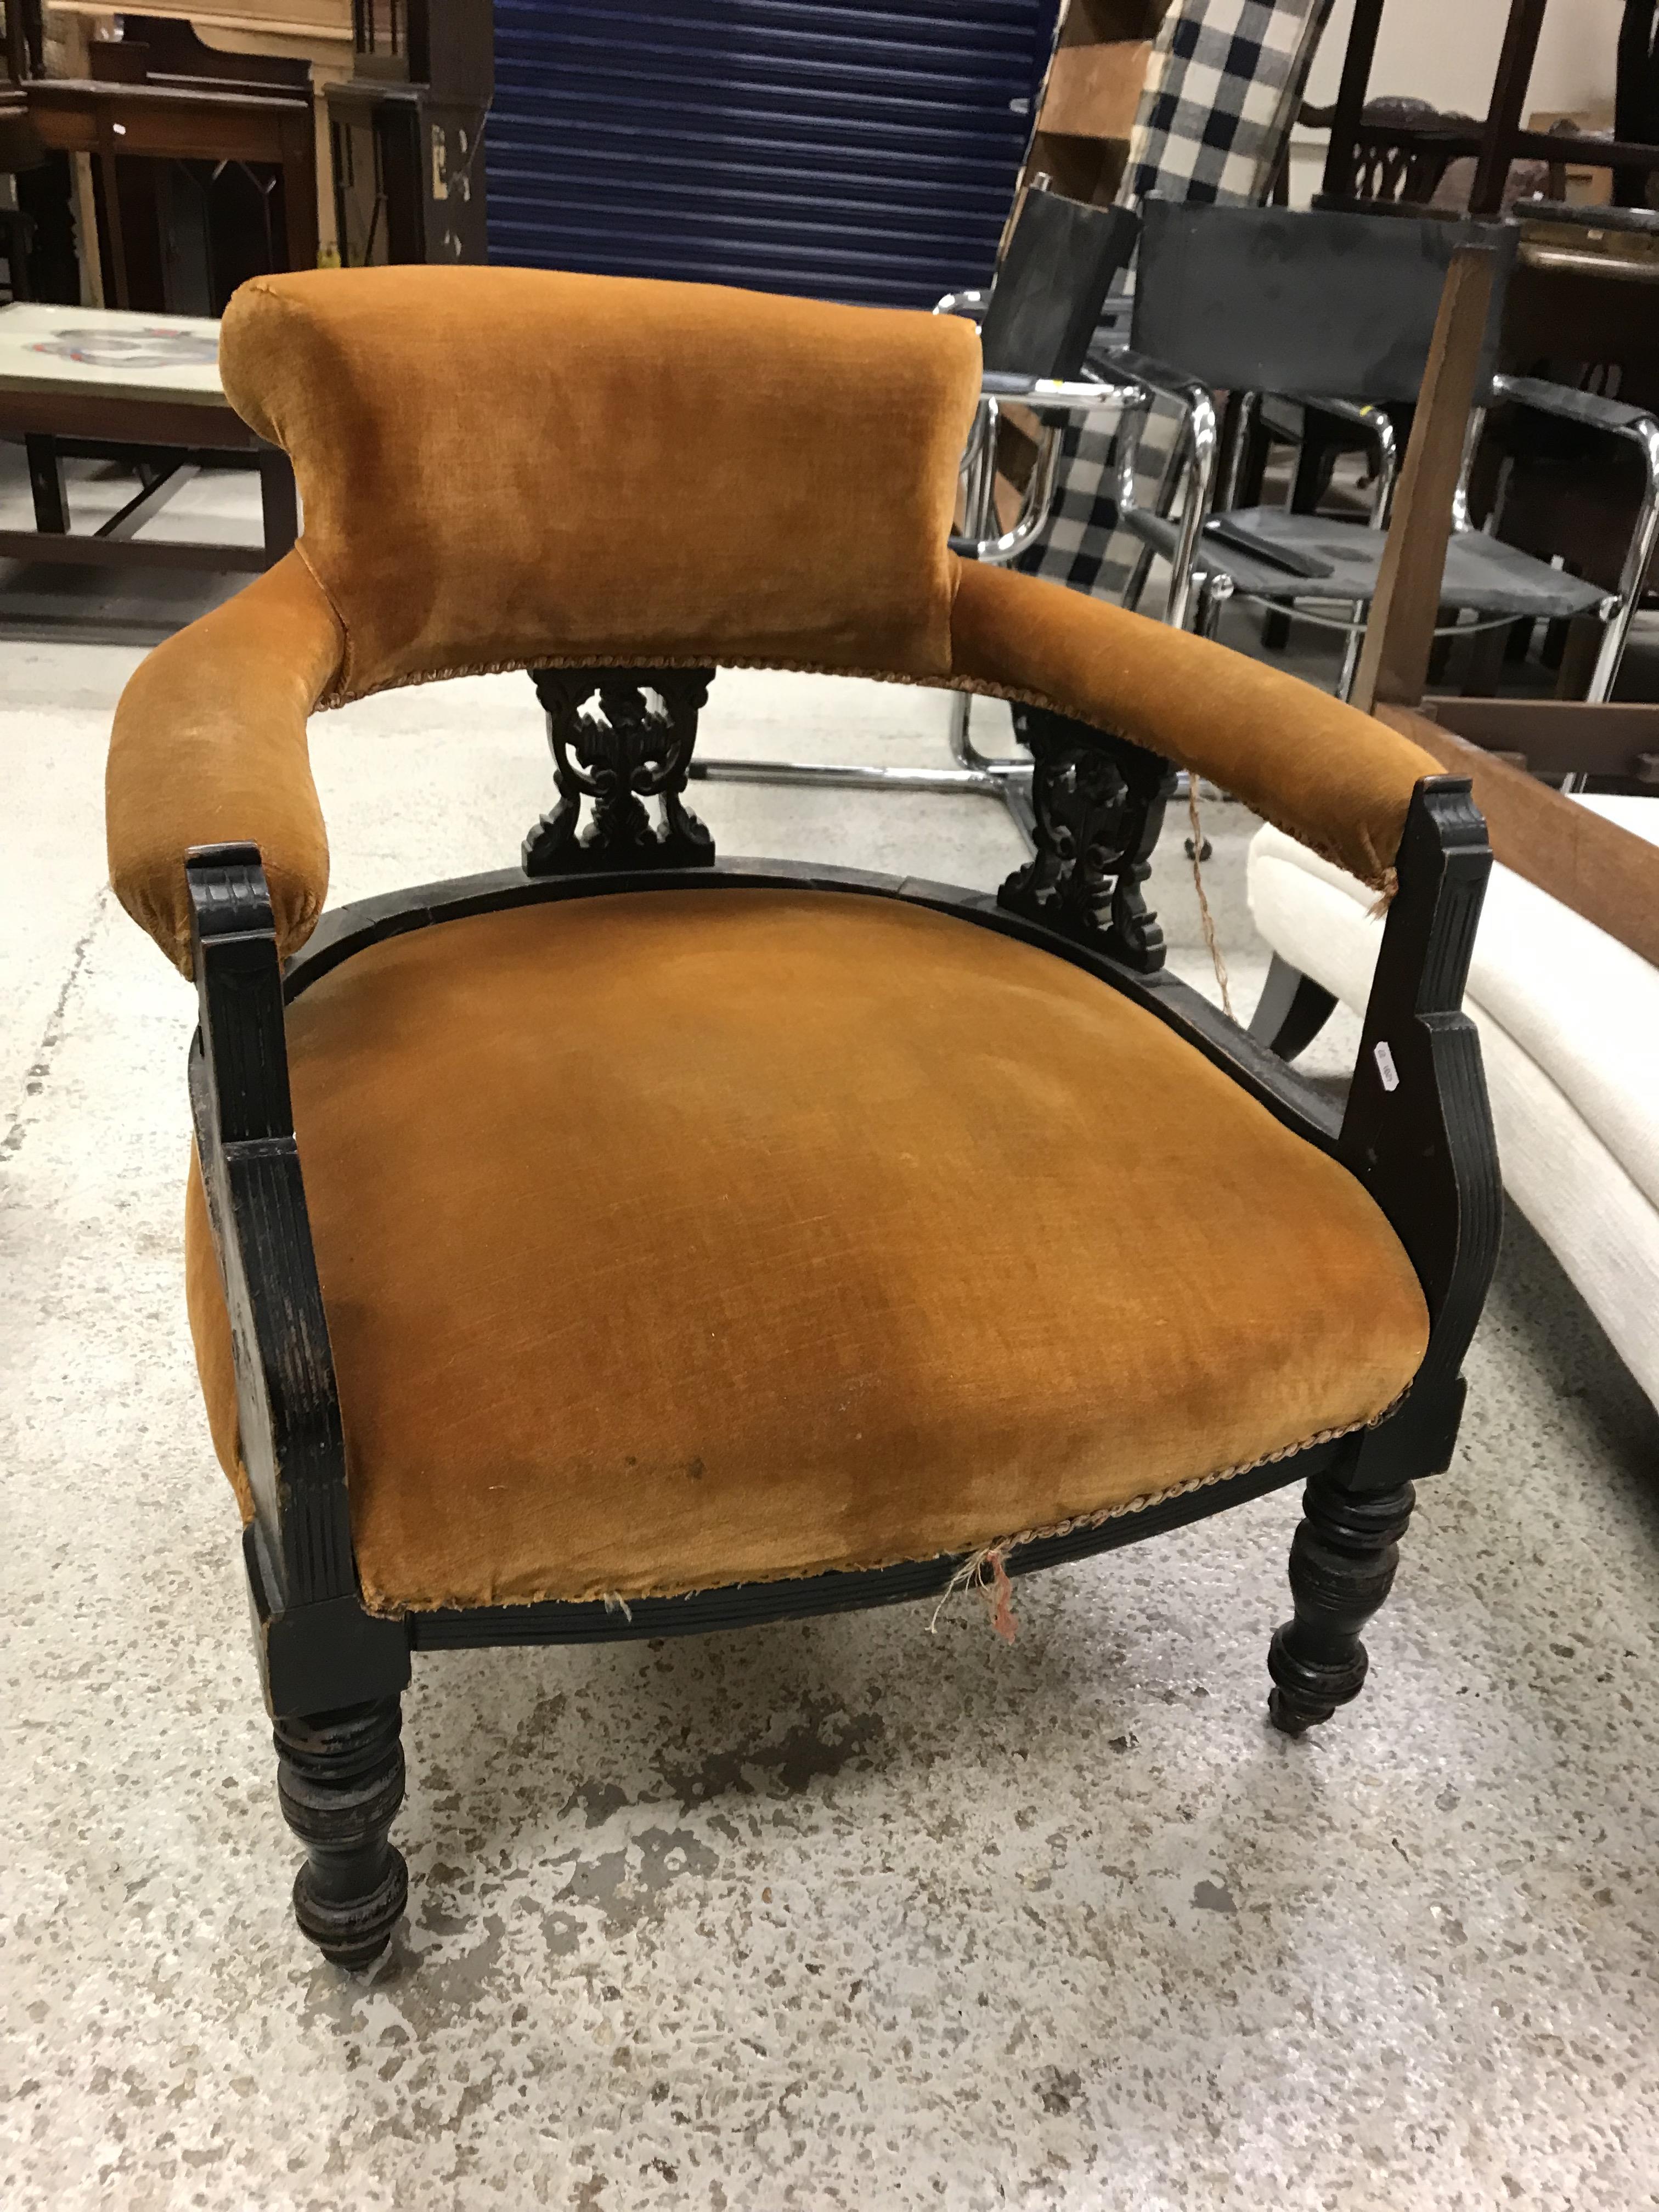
[110,538,1439,978]
[106,552,344,975]
[950,560,1442,893]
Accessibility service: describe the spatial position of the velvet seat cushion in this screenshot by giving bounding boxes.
[184,889,1431,1615]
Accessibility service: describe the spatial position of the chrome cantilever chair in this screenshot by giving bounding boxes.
[691,187,1142,833]
[108,266,1499,1968]
[1108,200,1659,706]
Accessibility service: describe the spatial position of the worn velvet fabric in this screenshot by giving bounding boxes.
[218,266,983,702]
[949,561,1439,894]
[184,890,1430,1613]
[107,553,341,974]
[106,268,1442,976]
[112,266,1444,1613]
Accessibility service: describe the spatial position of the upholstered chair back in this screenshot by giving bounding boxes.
[110,265,1448,977]
[219,267,983,705]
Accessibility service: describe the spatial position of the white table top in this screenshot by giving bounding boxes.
[0,304,226,407]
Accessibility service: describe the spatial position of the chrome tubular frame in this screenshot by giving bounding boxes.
[692,362,1147,841]
[955,376,1144,564]
[1217,388,1259,515]
[1206,392,1403,702]
[1319,399,1402,701]
[1480,377,1659,787]
[1103,346,1221,634]
[1450,406,1487,536]
[1588,414,1659,706]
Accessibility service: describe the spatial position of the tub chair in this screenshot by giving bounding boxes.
[105,266,1499,1966]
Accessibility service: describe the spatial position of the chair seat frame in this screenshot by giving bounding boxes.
[184,674,1499,1966]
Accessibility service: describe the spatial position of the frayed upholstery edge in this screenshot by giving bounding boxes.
[915,1399,1403,1584]
[353,1403,1401,1618]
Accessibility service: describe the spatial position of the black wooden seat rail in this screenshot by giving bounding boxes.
[182,671,1499,1965]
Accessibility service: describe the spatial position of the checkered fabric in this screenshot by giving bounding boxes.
[1020,0,1336,597]
[1127,0,1334,207]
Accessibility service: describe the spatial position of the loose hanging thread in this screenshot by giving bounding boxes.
[929,1547,1019,1642]
[1187,779,1234,1022]
[983,1550,1019,1644]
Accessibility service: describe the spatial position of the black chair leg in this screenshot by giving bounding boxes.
[275,1699,408,1966]
[1248,952,1338,1060]
[25,433,68,533]
[1267,1474,1416,1735]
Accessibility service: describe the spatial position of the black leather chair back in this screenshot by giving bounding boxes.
[1131,199,1517,404]
[979,189,1139,380]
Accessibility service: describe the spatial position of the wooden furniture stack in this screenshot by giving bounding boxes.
[1,0,487,310]
[1017,0,1165,213]
[1281,1,1659,704]
[1320,0,1659,218]
[1345,239,1659,792]
[1246,258,1659,1425]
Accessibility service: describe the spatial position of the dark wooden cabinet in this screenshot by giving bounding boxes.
[3,0,492,311]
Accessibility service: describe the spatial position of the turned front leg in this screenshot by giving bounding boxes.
[275,1698,408,1966]
[1268,1476,1416,1736]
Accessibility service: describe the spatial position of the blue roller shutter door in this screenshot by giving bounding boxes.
[487,0,1058,308]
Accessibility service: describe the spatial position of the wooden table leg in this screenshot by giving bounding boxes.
[98,136,131,311]
[25,435,70,533]
[1350,244,1500,718]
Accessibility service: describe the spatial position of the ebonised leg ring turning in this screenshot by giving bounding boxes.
[275,1698,408,1966]
[1268,1475,1417,1736]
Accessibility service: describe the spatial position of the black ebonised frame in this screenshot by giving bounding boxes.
[183,671,1499,1966]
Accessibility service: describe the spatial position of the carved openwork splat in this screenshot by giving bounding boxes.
[997,703,1177,968]
[523,666,717,877]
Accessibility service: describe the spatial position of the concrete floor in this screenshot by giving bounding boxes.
[3,464,1659,2210]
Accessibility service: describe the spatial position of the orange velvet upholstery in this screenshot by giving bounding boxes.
[184,890,1430,1614]
[106,268,1443,978]
[949,561,1442,894]
[218,266,983,702]
[107,552,341,974]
